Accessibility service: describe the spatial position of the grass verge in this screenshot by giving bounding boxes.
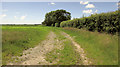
[62,27,118,65]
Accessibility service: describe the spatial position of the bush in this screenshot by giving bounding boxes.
[60,10,119,34]
[51,24,54,27]
[55,23,59,27]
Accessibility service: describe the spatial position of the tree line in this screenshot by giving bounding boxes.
[42,9,119,34]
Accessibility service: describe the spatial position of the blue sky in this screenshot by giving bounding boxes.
[0,2,118,24]
[2,0,120,2]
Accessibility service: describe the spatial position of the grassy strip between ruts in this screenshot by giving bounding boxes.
[61,27,118,65]
[45,29,83,65]
[2,25,51,65]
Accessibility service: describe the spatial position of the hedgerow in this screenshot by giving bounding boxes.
[60,11,119,34]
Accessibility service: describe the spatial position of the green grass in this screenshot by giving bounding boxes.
[61,27,118,65]
[2,25,52,65]
[46,41,82,65]
[2,25,118,65]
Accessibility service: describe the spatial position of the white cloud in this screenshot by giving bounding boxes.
[14,16,17,19]
[85,4,95,8]
[2,14,6,17]
[91,10,98,14]
[83,9,93,14]
[91,13,94,14]
[49,2,56,5]
[20,15,27,20]
[51,2,55,5]
[0,14,7,19]
[117,2,120,5]
[80,1,89,5]
[117,3,118,5]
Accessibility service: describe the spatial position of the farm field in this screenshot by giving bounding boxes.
[2,25,118,65]
[2,25,51,65]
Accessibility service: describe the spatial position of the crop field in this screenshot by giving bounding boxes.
[2,25,51,65]
[1,25,118,65]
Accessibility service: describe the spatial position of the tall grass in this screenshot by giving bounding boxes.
[62,27,118,65]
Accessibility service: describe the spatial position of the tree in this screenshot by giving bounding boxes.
[42,9,71,27]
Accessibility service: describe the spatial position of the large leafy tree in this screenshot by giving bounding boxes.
[42,9,71,27]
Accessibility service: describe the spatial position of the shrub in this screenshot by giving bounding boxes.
[51,24,54,27]
[55,23,59,27]
[60,10,119,34]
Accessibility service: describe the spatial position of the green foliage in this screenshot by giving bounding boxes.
[51,24,54,27]
[42,9,71,26]
[55,23,59,27]
[60,11,119,34]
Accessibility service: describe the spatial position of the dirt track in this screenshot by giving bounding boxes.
[8,31,91,65]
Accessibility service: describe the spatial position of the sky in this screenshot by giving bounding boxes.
[1,0,120,2]
[0,2,118,24]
